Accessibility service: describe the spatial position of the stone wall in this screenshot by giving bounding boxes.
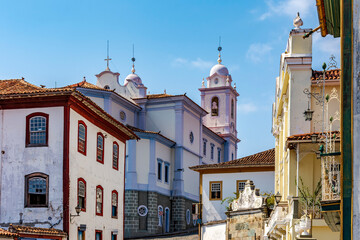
[227,210,264,240]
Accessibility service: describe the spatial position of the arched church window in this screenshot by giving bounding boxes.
[231,99,234,119]
[211,97,219,116]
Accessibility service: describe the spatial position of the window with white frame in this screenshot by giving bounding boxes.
[209,181,222,200]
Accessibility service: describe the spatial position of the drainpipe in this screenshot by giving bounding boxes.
[296,143,300,196]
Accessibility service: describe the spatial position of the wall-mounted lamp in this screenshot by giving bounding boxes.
[310,133,318,143]
[70,205,81,221]
[303,102,314,121]
[275,192,282,205]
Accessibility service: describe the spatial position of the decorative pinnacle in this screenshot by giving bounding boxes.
[131,44,136,73]
[202,78,205,87]
[293,12,303,29]
[218,36,222,64]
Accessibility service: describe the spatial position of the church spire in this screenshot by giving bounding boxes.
[104,40,112,71]
[131,44,136,73]
[217,36,222,64]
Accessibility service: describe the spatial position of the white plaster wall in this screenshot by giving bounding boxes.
[0,107,64,228]
[68,109,125,239]
[202,131,223,164]
[155,142,173,190]
[202,223,226,240]
[289,70,312,136]
[183,110,201,154]
[183,151,200,199]
[202,171,274,222]
[110,100,136,127]
[96,72,121,92]
[146,108,175,140]
[89,96,105,109]
[203,91,227,129]
[136,139,150,184]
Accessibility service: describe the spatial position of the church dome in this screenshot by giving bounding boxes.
[210,64,229,76]
[124,73,143,86]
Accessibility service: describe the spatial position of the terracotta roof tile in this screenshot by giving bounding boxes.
[190,148,275,171]
[145,93,174,99]
[287,131,340,141]
[0,79,138,140]
[65,80,111,91]
[9,224,67,237]
[311,69,340,81]
[0,79,42,94]
[0,228,18,237]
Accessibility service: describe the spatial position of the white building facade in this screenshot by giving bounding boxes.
[0,80,137,240]
[67,49,239,238]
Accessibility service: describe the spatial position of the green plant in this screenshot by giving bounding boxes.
[261,192,275,209]
[221,192,239,211]
[296,177,322,218]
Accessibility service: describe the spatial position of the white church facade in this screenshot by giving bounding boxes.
[68,49,240,238]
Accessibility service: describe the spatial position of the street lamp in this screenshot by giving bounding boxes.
[70,205,82,221]
[303,102,314,121]
[275,192,282,205]
[311,133,318,143]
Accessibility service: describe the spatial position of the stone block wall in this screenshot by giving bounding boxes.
[227,211,264,240]
[124,190,139,238]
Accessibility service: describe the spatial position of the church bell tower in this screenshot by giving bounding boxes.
[199,45,240,161]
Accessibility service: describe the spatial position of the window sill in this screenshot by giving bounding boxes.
[25,144,48,148]
[96,160,104,164]
[95,213,103,216]
[25,205,48,208]
[111,216,118,219]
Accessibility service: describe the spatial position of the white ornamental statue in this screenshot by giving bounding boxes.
[230,180,263,211]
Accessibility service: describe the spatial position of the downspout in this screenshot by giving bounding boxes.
[296,143,300,196]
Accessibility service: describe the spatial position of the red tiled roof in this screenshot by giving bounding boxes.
[0,228,18,237]
[9,224,67,237]
[0,79,42,94]
[65,79,111,91]
[287,131,340,141]
[0,79,138,140]
[311,69,340,81]
[145,93,174,99]
[190,148,275,171]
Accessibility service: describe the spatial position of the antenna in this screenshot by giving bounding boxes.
[104,40,112,71]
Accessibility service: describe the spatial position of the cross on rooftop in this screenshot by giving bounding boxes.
[105,40,111,71]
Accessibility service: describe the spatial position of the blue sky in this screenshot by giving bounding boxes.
[0,0,340,157]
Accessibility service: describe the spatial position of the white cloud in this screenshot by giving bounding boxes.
[238,102,258,114]
[259,0,313,20]
[190,58,213,70]
[246,43,272,63]
[172,57,188,66]
[172,57,213,70]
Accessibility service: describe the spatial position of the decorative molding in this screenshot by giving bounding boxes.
[230,180,263,211]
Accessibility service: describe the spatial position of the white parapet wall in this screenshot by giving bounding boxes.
[202,221,226,240]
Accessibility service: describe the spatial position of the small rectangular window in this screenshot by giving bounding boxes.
[78,230,85,240]
[210,143,214,160]
[95,230,102,240]
[209,181,222,201]
[26,112,49,147]
[112,190,118,218]
[78,121,87,155]
[78,178,86,211]
[217,148,221,163]
[203,139,207,156]
[25,173,49,207]
[164,163,169,183]
[113,142,119,170]
[97,133,104,164]
[96,186,103,216]
[111,232,117,240]
[157,160,162,181]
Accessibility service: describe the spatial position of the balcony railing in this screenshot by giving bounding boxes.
[322,155,341,201]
